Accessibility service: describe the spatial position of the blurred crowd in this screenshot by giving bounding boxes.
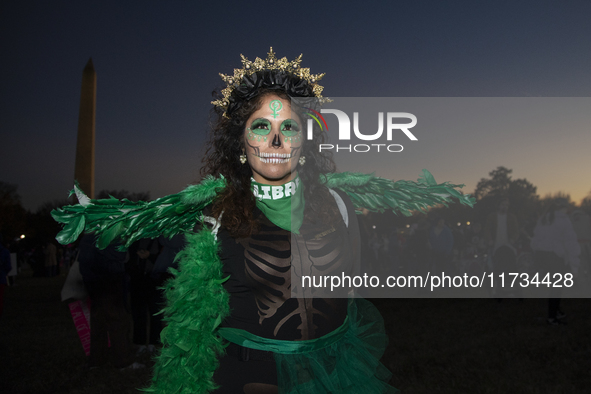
[358,199,590,281]
[1,195,589,369]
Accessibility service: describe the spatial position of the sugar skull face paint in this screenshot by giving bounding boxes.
[246,119,272,142]
[280,119,301,143]
[244,95,303,185]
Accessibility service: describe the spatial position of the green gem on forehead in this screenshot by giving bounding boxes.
[269,100,283,119]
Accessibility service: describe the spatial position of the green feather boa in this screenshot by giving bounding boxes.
[52,170,474,393]
[144,228,229,393]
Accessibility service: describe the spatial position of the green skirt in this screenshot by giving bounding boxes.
[218,298,399,393]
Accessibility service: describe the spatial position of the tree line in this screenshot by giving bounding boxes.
[0,182,150,247]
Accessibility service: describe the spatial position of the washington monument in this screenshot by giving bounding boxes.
[74,58,96,198]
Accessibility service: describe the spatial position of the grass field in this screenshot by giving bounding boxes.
[1,271,590,393]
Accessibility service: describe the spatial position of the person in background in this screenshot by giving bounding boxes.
[429,215,454,274]
[0,234,12,319]
[484,198,520,297]
[570,210,591,277]
[127,238,161,355]
[44,239,57,277]
[531,198,580,325]
[78,234,144,369]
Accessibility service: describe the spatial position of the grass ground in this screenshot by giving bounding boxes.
[1,271,590,393]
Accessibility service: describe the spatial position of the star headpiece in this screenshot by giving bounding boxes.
[212,47,329,117]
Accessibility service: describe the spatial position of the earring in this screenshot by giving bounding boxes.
[240,154,247,164]
[298,156,306,166]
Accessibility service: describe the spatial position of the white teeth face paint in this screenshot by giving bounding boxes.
[258,152,293,163]
[243,95,303,185]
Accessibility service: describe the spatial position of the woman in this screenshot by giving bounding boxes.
[166,49,394,393]
[531,198,580,325]
[53,48,474,393]
[428,215,454,275]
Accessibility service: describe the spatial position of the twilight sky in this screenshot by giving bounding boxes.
[1,1,590,211]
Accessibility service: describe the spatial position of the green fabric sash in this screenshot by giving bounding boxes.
[251,175,305,234]
[218,317,349,355]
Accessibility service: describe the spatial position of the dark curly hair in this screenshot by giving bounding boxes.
[201,71,339,238]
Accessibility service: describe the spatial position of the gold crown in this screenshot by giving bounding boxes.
[212,47,328,116]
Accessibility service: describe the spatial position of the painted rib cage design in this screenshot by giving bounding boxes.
[240,225,292,327]
[239,219,352,340]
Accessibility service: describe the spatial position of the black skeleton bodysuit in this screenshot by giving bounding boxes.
[218,189,360,341]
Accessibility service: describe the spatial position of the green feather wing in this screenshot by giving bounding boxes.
[51,176,225,249]
[143,228,229,394]
[52,171,473,248]
[324,169,475,216]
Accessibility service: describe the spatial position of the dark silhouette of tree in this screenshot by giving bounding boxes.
[96,189,150,202]
[473,166,539,228]
[580,189,591,215]
[0,181,27,240]
[539,192,576,211]
[32,198,74,243]
[37,198,74,216]
[474,166,537,201]
[0,181,21,205]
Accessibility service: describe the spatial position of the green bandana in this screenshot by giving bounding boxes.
[251,175,305,234]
